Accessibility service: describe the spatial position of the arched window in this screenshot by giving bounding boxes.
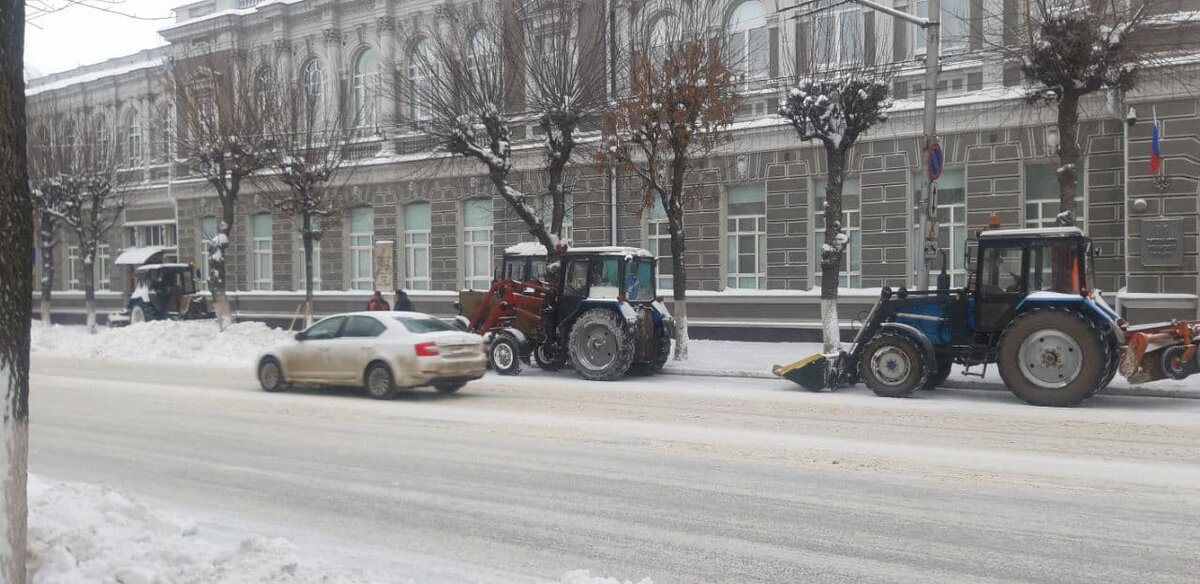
[94,113,111,159]
[352,48,379,130]
[60,119,77,164]
[123,108,141,164]
[648,12,678,66]
[727,1,768,86]
[300,58,324,128]
[154,104,173,163]
[408,39,433,123]
[254,66,274,111]
[467,29,497,74]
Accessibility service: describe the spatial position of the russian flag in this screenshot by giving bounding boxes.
[1150,119,1163,175]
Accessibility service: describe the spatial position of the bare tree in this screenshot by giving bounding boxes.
[1001,0,1154,225]
[0,1,32,580]
[513,0,608,239]
[598,0,741,360]
[170,48,273,328]
[404,1,559,256]
[27,106,129,334]
[253,68,357,327]
[30,154,66,326]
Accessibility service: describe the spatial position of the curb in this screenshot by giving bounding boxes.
[662,366,1200,400]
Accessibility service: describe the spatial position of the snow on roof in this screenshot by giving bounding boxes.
[26,51,165,97]
[504,242,653,258]
[135,263,193,272]
[115,247,167,266]
[505,242,550,256]
[977,227,1085,239]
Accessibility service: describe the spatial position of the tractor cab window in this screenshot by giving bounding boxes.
[590,258,620,299]
[178,271,197,295]
[627,259,655,302]
[565,260,589,297]
[1028,241,1082,294]
[980,246,1023,294]
[503,258,526,281]
[529,259,548,281]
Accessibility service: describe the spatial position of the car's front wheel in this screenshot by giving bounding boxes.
[364,362,398,400]
[258,357,287,393]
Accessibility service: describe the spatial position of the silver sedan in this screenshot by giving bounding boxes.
[257,312,487,399]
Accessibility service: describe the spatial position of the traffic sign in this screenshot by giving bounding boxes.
[927,142,944,181]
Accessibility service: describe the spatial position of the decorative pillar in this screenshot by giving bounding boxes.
[377,16,398,156]
[323,28,344,124]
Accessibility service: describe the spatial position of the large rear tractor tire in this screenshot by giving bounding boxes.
[568,309,636,381]
[859,331,929,398]
[630,331,671,376]
[489,333,523,376]
[996,308,1108,407]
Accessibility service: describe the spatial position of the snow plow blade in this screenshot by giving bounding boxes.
[773,353,828,391]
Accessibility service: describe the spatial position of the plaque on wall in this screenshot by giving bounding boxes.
[1140,219,1185,268]
[373,240,396,290]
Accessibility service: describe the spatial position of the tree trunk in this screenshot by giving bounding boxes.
[38,226,54,327]
[212,200,237,330]
[1055,91,1081,226]
[819,148,848,354]
[0,2,33,579]
[488,169,556,253]
[82,245,97,334]
[302,213,315,329]
[667,197,688,361]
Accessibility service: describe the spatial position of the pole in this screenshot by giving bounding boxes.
[916,0,939,290]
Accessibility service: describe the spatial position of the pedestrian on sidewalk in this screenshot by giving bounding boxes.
[394,289,414,312]
[366,290,391,311]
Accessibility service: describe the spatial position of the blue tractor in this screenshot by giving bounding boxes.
[776,226,1128,407]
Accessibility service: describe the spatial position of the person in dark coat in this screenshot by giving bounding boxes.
[366,290,391,311]
[394,289,414,312]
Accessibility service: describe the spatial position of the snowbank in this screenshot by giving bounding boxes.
[552,571,653,584]
[27,476,373,584]
[31,321,292,366]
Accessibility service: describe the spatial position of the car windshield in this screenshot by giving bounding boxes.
[393,316,456,333]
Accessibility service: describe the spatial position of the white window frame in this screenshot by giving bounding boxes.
[408,40,433,124]
[353,48,379,131]
[67,244,80,291]
[813,177,862,289]
[915,0,969,55]
[404,203,432,291]
[727,1,769,89]
[1024,162,1086,229]
[154,105,172,164]
[349,207,374,291]
[124,221,178,249]
[647,199,674,292]
[124,108,142,165]
[199,216,217,291]
[914,170,968,287]
[300,58,324,130]
[462,198,493,291]
[725,185,768,290]
[251,213,273,291]
[96,243,111,291]
[814,3,863,68]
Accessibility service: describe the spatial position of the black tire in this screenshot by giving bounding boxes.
[859,331,929,398]
[433,380,467,394]
[364,361,398,400]
[1160,345,1195,380]
[568,309,636,381]
[258,357,287,393]
[923,354,954,390]
[532,343,567,372]
[489,333,523,376]
[129,302,157,324]
[1100,329,1121,390]
[996,308,1108,407]
[630,331,672,375]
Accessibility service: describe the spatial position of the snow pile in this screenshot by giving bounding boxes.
[31,321,292,366]
[27,476,372,584]
[550,571,653,584]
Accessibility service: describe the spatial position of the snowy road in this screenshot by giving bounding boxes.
[29,355,1200,583]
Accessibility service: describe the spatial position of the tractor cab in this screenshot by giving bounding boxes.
[109,245,214,325]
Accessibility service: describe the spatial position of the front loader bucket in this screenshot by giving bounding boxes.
[773,353,829,391]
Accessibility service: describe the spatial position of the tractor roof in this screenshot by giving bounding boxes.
[977,226,1086,240]
[135,263,192,273]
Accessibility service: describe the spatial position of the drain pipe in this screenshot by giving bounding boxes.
[606,0,619,246]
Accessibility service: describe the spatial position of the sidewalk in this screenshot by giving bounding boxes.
[667,340,1200,400]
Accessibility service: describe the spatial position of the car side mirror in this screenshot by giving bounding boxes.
[294,332,306,341]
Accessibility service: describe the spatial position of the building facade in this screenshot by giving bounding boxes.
[26,0,1200,332]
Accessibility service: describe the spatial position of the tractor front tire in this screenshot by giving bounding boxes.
[923,354,954,390]
[568,309,636,381]
[532,343,567,372]
[996,308,1108,407]
[489,333,523,376]
[859,331,929,398]
[630,331,672,376]
[130,302,156,324]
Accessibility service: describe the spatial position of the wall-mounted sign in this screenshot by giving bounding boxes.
[1140,219,1184,268]
[374,240,396,290]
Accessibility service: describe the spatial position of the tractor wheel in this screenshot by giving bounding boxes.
[568,309,636,381]
[489,333,523,376]
[1160,345,1196,380]
[364,362,398,400]
[922,354,954,390]
[996,308,1108,407]
[532,343,567,372]
[1100,329,1122,390]
[130,302,155,324]
[258,357,287,393]
[859,331,929,398]
[630,331,672,376]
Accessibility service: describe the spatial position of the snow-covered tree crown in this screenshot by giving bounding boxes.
[778,78,891,151]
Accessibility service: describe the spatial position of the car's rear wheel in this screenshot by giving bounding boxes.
[433,380,467,394]
[364,362,397,400]
[258,358,287,393]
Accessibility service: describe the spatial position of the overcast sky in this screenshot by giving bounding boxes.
[25,0,176,78]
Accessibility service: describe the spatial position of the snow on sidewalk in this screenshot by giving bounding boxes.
[31,321,292,366]
[28,475,653,584]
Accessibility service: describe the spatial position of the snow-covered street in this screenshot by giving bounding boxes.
[27,350,1200,583]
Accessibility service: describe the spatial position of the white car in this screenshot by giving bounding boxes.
[257,312,487,399]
